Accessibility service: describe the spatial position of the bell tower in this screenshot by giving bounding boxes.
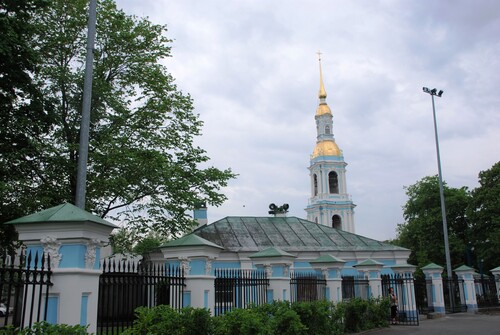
[305,54,356,232]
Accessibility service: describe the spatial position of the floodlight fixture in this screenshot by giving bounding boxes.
[423,85,453,308]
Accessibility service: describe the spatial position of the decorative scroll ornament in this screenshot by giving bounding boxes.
[283,264,290,277]
[264,264,272,278]
[179,257,191,275]
[85,239,101,269]
[205,257,215,275]
[321,267,328,279]
[40,236,62,269]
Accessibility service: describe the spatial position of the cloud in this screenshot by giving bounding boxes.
[116,0,500,241]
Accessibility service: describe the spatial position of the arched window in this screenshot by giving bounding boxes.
[332,215,341,229]
[313,174,318,196]
[325,125,331,134]
[328,171,339,194]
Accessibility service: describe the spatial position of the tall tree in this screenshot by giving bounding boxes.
[1,0,235,245]
[0,0,52,249]
[394,176,471,270]
[467,161,500,273]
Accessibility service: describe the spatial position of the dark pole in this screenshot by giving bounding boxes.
[75,0,97,209]
[423,87,454,310]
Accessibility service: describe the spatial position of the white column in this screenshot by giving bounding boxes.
[422,263,445,316]
[391,264,418,322]
[454,265,478,313]
[491,267,500,302]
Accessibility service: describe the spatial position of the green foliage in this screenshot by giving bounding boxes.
[1,322,89,335]
[394,175,471,269]
[0,0,51,252]
[122,300,388,335]
[342,298,389,333]
[212,307,271,335]
[122,305,212,335]
[466,161,500,272]
[291,300,343,335]
[0,0,235,248]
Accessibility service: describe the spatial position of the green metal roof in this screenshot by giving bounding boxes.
[161,233,224,249]
[454,265,474,272]
[5,203,116,227]
[355,259,384,266]
[192,216,408,253]
[421,263,444,270]
[309,254,345,264]
[249,247,295,259]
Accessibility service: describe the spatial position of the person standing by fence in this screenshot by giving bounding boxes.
[389,287,398,324]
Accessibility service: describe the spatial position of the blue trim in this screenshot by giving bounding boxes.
[267,289,274,302]
[59,245,86,268]
[434,306,445,313]
[213,261,240,269]
[183,292,191,307]
[204,290,209,309]
[194,209,208,219]
[94,247,101,269]
[46,296,58,324]
[272,265,284,277]
[80,294,88,326]
[190,259,206,275]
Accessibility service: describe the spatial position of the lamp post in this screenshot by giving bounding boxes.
[423,86,453,305]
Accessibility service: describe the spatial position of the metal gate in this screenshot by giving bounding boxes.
[214,269,268,316]
[381,274,419,326]
[97,260,185,335]
[290,271,326,302]
[443,276,467,313]
[0,251,52,330]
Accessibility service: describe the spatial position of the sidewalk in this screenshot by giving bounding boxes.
[364,312,500,335]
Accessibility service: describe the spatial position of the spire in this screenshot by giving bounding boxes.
[317,51,327,99]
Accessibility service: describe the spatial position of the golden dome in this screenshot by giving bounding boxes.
[312,140,341,158]
[316,103,332,116]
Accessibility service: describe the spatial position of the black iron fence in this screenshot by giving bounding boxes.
[475,275,499,308]
[414,275,431,315]
[214,269,268,316]
[341,275,369,300]
[0,251,52,330]
[97,260,185,335]
[290,271,326,302]
[443,276,467,313]
[381,274,419,326]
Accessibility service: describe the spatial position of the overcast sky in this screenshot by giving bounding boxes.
[116,0,499,241]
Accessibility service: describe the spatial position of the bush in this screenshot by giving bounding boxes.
[122,305,212,335]
[0,322,89,335]
[113,298,390,335]
[343,298,390,333]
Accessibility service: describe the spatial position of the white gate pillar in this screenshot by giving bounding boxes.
[249,247,295,302]
[7,203,117,334]
[391,264,418,323]
[422,263,445,316]
[491,266,500,302]
[454,265,478,313]
[354,259,384,298]
[309,255,346,302]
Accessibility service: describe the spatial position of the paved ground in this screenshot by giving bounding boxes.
[364,312,500,335]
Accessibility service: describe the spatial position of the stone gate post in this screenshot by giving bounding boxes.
[491,266,500,301]
[391,263,418,322]
[422,263,445,316]
[454,265,478,313]
[249,247,295,302]
[158,234,223,313]
[354,259,384,298]
[7,203,116,334]
[309,255,346,302]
